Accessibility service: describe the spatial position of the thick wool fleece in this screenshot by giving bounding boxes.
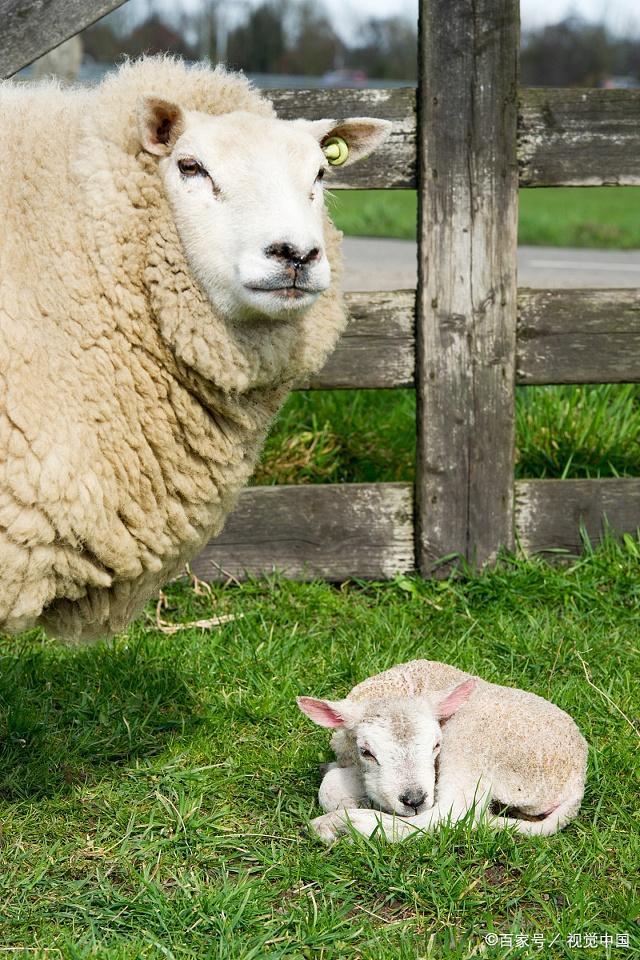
[0,58,347,640]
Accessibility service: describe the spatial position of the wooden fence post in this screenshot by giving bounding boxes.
[416,0,520,573]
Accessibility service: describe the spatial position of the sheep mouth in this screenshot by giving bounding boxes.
[244,283,322,299]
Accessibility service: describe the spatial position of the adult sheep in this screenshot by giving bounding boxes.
[0,57,390,641]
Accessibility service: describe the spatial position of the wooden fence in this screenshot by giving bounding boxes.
[3,0,639,582]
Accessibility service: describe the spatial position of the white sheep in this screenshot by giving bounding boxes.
[298,659,588,842]
[0,57,390,640]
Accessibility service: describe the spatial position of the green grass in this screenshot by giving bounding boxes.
[257,385,640,485]
[328,188,418,241]
[519,188,640,249]
[2,176,638,958]
[1,540,638,957]
[516,385,640,479]
[329,187,640,248]
[255,390,416,485]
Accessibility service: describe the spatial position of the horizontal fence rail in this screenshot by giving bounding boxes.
[305,291,415,389]
[270,88,640,188]
[515,479,640,554]
[192,478,640,581]
[516,289,640,385]
[191,483,415,582]
[518,89,640,187]
[305,289,640,390]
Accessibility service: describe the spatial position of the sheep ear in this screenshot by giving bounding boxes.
[433,678,477,720]
[297,117,392,166]
[137,96,186,156]
[297,696,361,728]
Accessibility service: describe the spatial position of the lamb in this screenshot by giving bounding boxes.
[298,659,588,842]
[0,57,390,641]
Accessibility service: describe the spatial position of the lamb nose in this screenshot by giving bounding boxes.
[265,242,320,266]
[400,789,427,810]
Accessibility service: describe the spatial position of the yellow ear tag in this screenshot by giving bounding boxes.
[323,136,349,166]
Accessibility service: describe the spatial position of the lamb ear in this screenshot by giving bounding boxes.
[433,678,477,720]
[296,696,361,728]
[137,96,186,156]
[297,117,392,165]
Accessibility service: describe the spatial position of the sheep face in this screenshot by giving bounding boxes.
[298,679,476,816]
[138,99,391,322]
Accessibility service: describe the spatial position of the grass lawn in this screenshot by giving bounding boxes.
[0,539,638,957]
[329,187,640,249]
[1,172,638,959]
[257,385,640,485]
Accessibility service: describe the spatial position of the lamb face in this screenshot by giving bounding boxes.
[138,99,390,322]
[347,702,443,815]
[298,680,476,816]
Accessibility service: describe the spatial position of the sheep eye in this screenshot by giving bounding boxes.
[178,158,202,177]
[359,747,376,762]
[316,167,325,182]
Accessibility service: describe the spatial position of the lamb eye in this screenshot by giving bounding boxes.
[178,158,202,177]
[359,747,376,762]
[316,167,325,182]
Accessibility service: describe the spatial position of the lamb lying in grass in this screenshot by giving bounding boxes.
[298,659,587,842]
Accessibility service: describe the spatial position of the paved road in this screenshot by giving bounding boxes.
[342,237,640,291]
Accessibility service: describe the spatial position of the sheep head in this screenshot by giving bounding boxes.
[137,98,390,323]
[298,679,477,816]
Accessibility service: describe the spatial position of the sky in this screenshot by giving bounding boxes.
[322,0,638,37]
[155,0,640,40]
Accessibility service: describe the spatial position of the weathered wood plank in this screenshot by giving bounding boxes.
[515,478,640,554]
[0,0,127,78]
[415,0,519,573]
[271,87,640,188]
[300,287,640,390]
[191,483,415,581]
[517,288,640,385]
[305,290,415,389]
[267,87,416,190]
[519,88,640,187]
[190,477,639,583]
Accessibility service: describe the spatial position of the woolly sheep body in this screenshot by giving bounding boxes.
[300,659,588,842]
[0,58,352,641]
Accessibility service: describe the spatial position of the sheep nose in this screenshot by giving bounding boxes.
[265,242,321,267]
[399,789,427,811]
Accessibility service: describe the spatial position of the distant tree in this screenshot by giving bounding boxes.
[227,2,287,74]
[284,1,344,76]
[346,16,417,81]
[83,11,197,63]
[122,14,197,60]
[194,4,219,63]
[611,37,640,79]
[521,18,614,86]
[82,21,123,63]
